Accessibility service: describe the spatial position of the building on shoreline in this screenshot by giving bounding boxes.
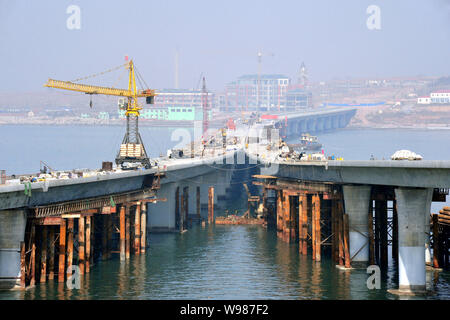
[118,89,213,121]
[220,73,312,112]
[417,90,450,105]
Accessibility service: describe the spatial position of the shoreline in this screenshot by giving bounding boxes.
[346,125,450,131]
[1,122,450,131]
[0,120,226,128]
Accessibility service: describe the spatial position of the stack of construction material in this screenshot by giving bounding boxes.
[120,144,142,158]
[438,206,450,226]
[0,170,5,185]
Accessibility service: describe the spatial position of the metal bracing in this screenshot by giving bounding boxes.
[31,188,158,218]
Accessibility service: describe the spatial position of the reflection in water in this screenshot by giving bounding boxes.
[1,225,449,300]
[117,261,127,299]
[310,262,323,299]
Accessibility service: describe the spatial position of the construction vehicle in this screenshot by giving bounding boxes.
[44,58,156,169]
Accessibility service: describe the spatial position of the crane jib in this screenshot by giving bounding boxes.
[43,59,155,169]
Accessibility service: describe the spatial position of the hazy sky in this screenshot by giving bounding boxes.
[0,0,449,92]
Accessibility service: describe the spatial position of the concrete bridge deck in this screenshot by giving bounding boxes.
[245,144,450,295]
[0,149,239,211]
[272,107,357,136]
[256,158,450,189]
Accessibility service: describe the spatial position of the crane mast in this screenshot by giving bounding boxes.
[44,59,156,169]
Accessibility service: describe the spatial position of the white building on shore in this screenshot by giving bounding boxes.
[417,96,431,104]
[430,90,450,104]
[417,90,450,105]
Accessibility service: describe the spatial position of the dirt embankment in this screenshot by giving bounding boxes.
[349,104,450,129]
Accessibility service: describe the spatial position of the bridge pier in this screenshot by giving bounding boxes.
[58,219,66,283]
[0,209,27,290]
[342,185,372,264]
[140,202,147,253]
[298,193,308,255]
[324,117,332,131]
[208,186,215,224]
[148,182,178,232]
[120,205,126,261]
[315,118,324,132]
[389,187,432,295]
[424,189,433,266]
[134,203,141,255]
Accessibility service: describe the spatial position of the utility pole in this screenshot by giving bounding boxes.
[257,51,262,113]
[202,77,209,137]
[175,49,179,89]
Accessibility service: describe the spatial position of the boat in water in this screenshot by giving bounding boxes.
[297,133,322,151]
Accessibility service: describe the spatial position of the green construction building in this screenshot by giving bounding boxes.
[118,89,213,121]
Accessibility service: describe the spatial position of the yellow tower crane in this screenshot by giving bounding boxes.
[44,59,156,169]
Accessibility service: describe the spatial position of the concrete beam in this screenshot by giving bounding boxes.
[265,161,450,189]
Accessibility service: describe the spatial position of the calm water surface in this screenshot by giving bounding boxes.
[0,125,449,299]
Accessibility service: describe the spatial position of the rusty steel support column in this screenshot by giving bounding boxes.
[107,214,112,259]
[314,194,321,262]
[66,218,74,278]
[277,190,283,239]
[85,216,91,273]
[343,213,351,268]
[331,199,337,263]
[262,187,268,224]
[289,195,297,242]
[20,241,26,288]
[120,205,126,261]
[208,186,214,225]
[299,193,308,255]
[102,216,108,260]
[40,227,48,284]
[125,207,131,259]
[338,201,344,266]
[58,219,66,283]
[140,202,146,253]
[432,214,440,268]
[298,195,303,253]
[312,195,316,260]
[392,200,398,261]
[30,222,36,287]
[135,202,141,255]
[302,194,308,255]
[78,216,85,275]
[90,216,94,266]
[283,193,290,242]
[196,186,201,219]
[48,228,55,280]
